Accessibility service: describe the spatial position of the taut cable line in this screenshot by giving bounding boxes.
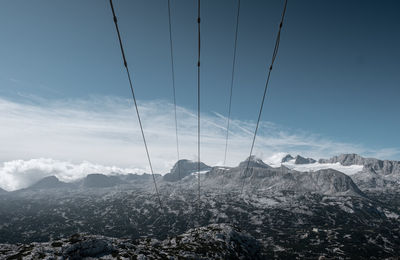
[240,0,288,194]
[167,0,181,182]
[108,0,163,210]
[223,0,241,167]
[197,0,201,204]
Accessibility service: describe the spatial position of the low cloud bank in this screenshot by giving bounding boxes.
[0,158,142,191]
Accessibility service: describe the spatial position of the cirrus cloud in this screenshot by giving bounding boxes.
[0,96,399,191]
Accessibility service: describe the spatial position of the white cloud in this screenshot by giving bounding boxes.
[0,158,141,191]
[0,96,398,191]
[263,152,289,167]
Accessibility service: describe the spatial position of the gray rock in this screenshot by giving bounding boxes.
[294,155,316,164]
[318,153,366,166]
[238,156,271,169]
[27,176,70,190]
[205,160,363,196]
[318,153,400,190]
[83,174,122,188]
[163,159,211,182]
[62,235,114,259]
[0,224,262,259]
[281,154,294,163]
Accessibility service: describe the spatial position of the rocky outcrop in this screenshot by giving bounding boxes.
[319,154,367,166]
[83,174,122,188]
[318,154,400,175]
[205,158,364,196]
[317,154,400,190]
[27,176,70,190]
[238,156,271,169]
[281,154,294,163]
[163,159,211,182]
[294,155,316,164]
[63,234,115,259]
[0,224,262,259]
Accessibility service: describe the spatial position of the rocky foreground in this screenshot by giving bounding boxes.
[0,224,261,259]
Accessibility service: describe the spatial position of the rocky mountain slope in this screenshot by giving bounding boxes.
[281,154,316,164]
[204,157,363,196]
[280,153,400,191]
[163,159,211,182]
[317,154,400,190]
[27,176,72,190]
[281,154,294,163]
[83,173,123,188]
[1,186,399,258]
[319,153,400,175]
[0,224,261,259]
[295,155,316,164]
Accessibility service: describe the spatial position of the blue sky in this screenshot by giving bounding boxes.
[0,0,399,175]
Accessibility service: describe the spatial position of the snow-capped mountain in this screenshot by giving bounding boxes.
[12,153,397,195]
[238,155,272,169]
[204,157,363,196]
[319,153,367,165]
[319,153,400,176]
[281,153,400,190]
[281,154,316,164]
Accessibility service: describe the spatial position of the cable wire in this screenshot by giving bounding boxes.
[223,0,241,167]
[240,0,288,194]
[108,0,163,209]
[197,0,201,204]
[167,0,181,182]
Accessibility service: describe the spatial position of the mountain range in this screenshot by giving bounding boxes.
[0,153,399,259]
[14,153,399,194]
[282,153,400,190]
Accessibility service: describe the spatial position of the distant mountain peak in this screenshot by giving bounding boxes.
[281,154,316,164]
[294,155,316,164]
[281,154,294,163]
[318,154,400,190]
[238,156,270,169]
[319,153,365,166]
[163,159,211,182]
[28,175,69,190]
[204,160,364,196]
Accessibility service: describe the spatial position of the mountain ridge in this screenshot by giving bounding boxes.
[163,159,211,182]
[5,153,400,194]
[27,176,71,190]
[319,153,400,175]
[205,162,363,196]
